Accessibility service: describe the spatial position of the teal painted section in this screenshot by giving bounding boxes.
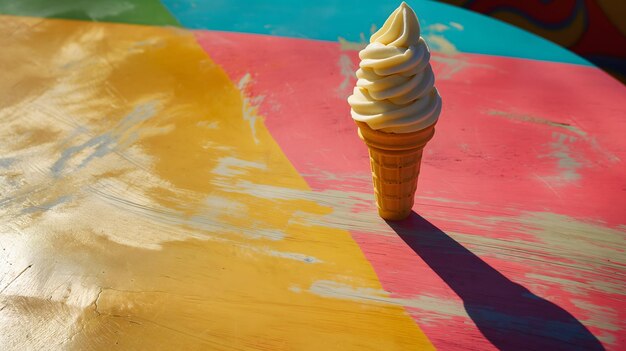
[161,0,590,66]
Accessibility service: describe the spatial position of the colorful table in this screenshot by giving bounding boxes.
[1,1,624,350]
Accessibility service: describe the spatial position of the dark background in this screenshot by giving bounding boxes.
[437,0,626,83]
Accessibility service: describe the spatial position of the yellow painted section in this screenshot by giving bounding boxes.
[0,16,434,350]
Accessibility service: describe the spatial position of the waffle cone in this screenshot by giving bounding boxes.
[356,121,436,221]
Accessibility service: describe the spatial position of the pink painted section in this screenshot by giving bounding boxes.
[195,31,626,350]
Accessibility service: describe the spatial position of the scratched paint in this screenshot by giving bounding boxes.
[488,109,620,165]
[0,16,434,350]
[487,110,587,136]
[422,23,499,80]
[304,280,467,323]
[337,54,356,97]
[237,73,265,144]
[540,132,584,184]
[481,212,625,272]
[450,22,464,31]
[51,102,159,177]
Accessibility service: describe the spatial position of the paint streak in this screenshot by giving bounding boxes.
[21,195,72,214]
[483,212,626,272]
[336,54,356,97]
[338,35,367,51]
[488,109,586,136]
[589,137,621,163]
[450,22,464,31]
[539,132,584,184]
[422,22,497,79]
[426,35,459,56]
[268,250,322,264]
[426,23,450,33]
[0,158,17,169]
[236,73,264,144]
[212,156,266,178]
[307,280,465,320]
[571,299,620,332]
[12,126,63,148]
[430,54,494,80]
[488,109,620,166]
[423,22,462,56]
[51,102,158,177]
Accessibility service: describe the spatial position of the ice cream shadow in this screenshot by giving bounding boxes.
[387,213,604,351]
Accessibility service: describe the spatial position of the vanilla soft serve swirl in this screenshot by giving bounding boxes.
[348,2,442,133]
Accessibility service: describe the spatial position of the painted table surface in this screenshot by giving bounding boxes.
[0,1,625,350]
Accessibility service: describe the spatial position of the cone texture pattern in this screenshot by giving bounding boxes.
[356,121,436,220]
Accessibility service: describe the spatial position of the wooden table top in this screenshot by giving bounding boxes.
[1,1,624,350]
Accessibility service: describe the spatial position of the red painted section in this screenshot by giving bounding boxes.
[195,31,626,350]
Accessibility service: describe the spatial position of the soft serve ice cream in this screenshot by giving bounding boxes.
[348,2,441,133]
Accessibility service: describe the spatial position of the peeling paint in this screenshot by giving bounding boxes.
[308,280,467,322]
[571,299,620,333]
[540,132,583,185]
[338,35,367,51]
[588,136,621,163]
[195,120,219,129]
[268,250,322,263]
[212,156,267,178]
[303,279,498,328]
[487,110,586,136]
[336,53,356,97]
[237,73,265,144]
[422,22,461,56]
[488,110,620,163]
[421,22,497,80]
[217,180,392,234]
[425,34,459,56]
[449,22,464,31]
[51,101,158,177]
[483,212,625,267]
[416,196,479,206]
[337,25,376,52]
[426,23,450,33]
[0,157,17,169]
[430,55,494,80]
[21,195,72,214]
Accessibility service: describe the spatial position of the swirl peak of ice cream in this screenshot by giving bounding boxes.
[348,2,442,133]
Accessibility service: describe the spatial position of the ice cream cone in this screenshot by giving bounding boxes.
[356,121,436,221]
[348,2,441,220]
